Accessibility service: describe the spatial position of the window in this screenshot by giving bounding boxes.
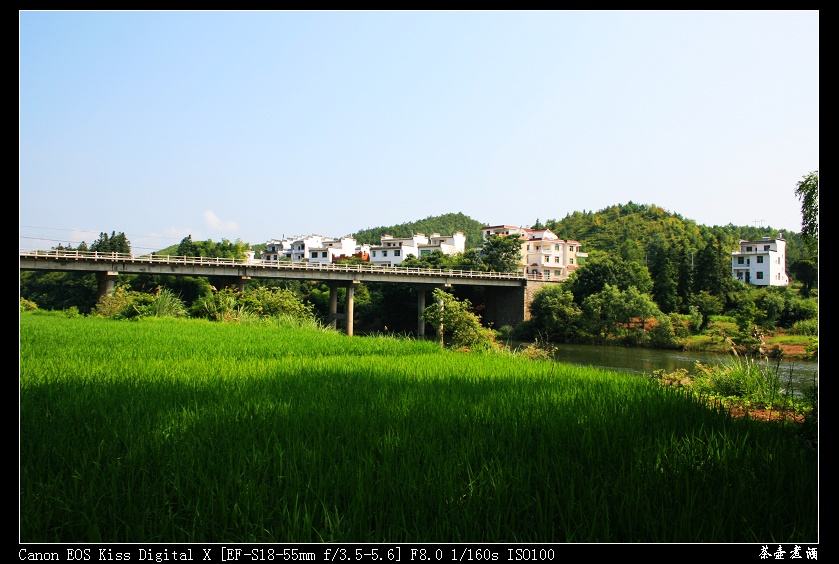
[569,258,574,265]
[764,245,771,251]
[420,249,430,256]
[372,251,377,257]
[757,272,764,280]
[543,255,549,262]
[382,250,388,257]
[569,246,574,252]
[554,256,560,263]
[394,250,401,257]
[737,257,744,264]
[321,251,327,258]
[746,246,752,252]
[757,256,763,264]
[737,272,744,280]
[310,252,318,259]
[555,244,561,251]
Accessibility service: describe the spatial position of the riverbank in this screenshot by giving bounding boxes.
[683,336,817,362]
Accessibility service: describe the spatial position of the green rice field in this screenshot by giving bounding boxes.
[19,314,818,543]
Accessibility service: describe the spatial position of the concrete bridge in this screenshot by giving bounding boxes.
[20,249,553,336]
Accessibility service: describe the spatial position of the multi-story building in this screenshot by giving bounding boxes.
[369,233,430,267]
[261,235,369,265]
[417,232,466,259]
[308,236,370,265]
[731,237,789,286]
[260,237,295,262]
[480,225,586,281]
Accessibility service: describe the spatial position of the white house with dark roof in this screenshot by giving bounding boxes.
[308,236,362,265]
[260,237,296,262]
[731,237,789,286]
[417,232,466,258]
[369,233,429,267]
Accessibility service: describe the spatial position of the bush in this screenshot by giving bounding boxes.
[789,318,818,336]
[92,286,185,320]
[237,286,316,322]
[646,314,685,350]
[691,358,793,408]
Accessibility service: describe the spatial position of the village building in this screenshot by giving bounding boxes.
[731,236,789,286]
[480,225,587,281]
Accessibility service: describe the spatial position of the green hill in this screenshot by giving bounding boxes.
[350,212,487,249]
[151,203,805,263]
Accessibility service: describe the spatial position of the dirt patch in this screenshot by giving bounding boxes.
[723,403,805,424]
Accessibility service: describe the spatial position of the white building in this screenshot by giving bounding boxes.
[417,232,466,258]
[260,237,295,262]
[369,233,429,267]
[261,235,369,265]
[308,236,370,265]
[731,237,789,286]
[480,225,587,281]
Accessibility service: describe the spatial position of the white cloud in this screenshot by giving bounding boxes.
[203,211,239,233]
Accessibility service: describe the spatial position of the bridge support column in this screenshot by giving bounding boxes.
[345,281,356,337]
[237,276,251,292]
[482,283,529,329]
[96,271,119,301]
[329,282,340,329]
[416,285,426,338]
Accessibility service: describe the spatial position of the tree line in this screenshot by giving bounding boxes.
[20,172,818,349]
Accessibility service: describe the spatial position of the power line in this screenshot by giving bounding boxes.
[18,235,165,252]
[19,225,180,242]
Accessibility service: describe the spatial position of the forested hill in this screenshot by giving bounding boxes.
[350,212,487,249]
[156,203,805,263]
[541,201,805,264]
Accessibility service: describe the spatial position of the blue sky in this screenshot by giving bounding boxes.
[20,10,819,254]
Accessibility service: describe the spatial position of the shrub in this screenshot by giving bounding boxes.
[789,318,818,336]
[646,314,685,350]
[20,297,38,312]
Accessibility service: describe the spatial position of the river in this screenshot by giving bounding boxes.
[535,342,818,394]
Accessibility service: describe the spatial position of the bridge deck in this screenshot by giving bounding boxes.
[19,249,555,286]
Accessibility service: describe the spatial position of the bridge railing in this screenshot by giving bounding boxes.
[20,248,543,281]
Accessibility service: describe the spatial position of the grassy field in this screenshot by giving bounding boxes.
[19,314,818,543]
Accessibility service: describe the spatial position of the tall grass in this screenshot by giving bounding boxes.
[19,315,818,543]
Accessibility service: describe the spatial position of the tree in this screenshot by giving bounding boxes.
[795,170,818,254]
[566,251,653,307]
[528,284,582,342]
[90,231,131,254]
[690,290,723,332]
[646,236,681,314]
[480,234,523,273]
[421,288,496,350]
[792,171,818,296]
[580,284,623,342]
[790,258,818,298]
[176,235,200,257]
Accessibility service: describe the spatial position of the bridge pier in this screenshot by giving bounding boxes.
[416,284,426,338]
[328,280,358,336]
[96,271,119,301]
[482,284,529,329]
[346,282,355,337]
